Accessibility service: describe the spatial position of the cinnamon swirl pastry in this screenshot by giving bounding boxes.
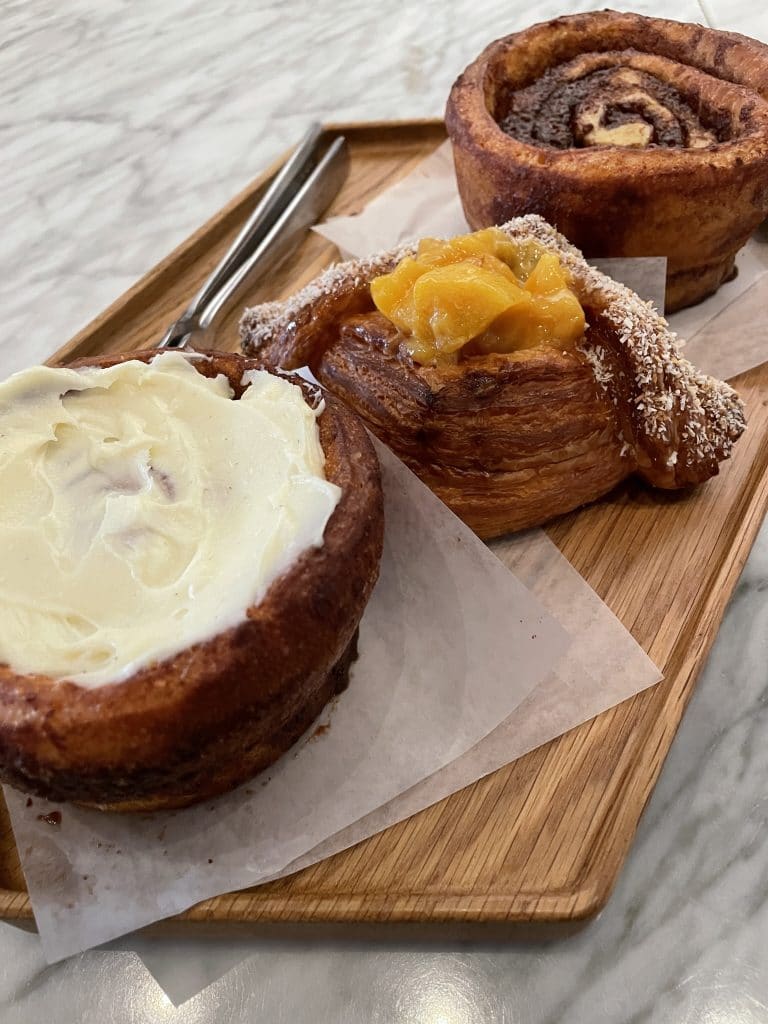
[445,11,768,311]
[240,216,745,539]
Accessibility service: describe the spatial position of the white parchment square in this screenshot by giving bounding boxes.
[5,444,569,962]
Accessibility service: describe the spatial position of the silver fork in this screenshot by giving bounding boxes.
[157,123,349,350]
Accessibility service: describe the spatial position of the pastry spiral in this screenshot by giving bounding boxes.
[445,12,768,311]
[499,58,721,150]
[240,215,745,539]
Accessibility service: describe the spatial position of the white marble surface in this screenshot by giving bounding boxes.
[2,0,768,1020]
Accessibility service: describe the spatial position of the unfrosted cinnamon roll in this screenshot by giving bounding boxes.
[445,11,768,311]
[240,216,745,539]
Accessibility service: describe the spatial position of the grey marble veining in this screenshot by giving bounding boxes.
[2,0,768,1021]
[0,0,704,378]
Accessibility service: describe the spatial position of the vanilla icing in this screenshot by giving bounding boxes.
[0,353,341,687]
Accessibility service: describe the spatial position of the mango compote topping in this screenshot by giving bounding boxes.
[369,228,586,366]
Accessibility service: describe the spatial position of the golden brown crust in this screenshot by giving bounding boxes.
[0,350,384,811]
[240,216,745,539]
[444,11,768,312]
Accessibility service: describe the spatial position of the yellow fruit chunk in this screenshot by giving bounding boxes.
[416,228,518,268]
[369,228,586,365]
[524,252,569,296]
[523,253,586,346]
[537,289,587,345]
[369,257,425,336]
[412,264,529,355]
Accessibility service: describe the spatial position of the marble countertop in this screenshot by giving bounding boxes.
[2,1,768,1020]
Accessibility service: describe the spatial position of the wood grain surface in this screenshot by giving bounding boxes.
[2,120,767,928]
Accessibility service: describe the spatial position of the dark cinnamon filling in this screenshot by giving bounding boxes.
[498,61,728,149]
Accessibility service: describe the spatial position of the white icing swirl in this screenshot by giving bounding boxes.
[0,353,340,687]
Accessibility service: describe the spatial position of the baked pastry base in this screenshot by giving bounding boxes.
[78,630,359,813]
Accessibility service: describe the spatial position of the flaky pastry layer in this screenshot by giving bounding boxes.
[240,215,745,538]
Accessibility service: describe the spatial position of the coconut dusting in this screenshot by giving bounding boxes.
[493,216,745,470]
[240,245,417,354]
[240,214,745,473]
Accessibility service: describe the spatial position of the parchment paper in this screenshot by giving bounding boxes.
[123,515,663,1007]
[261,528,661,887]
[315,140,768,380]
[684,266,768,381]
[314,141,665,311]
[5,442,570,963]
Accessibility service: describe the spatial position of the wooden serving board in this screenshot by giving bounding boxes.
[2,120,767,928]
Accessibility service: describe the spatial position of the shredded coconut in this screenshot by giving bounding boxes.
[240,213,746,475]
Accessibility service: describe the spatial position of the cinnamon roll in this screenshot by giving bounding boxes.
[240,216,745,539]
[445,12,768,311]
[0,351,384,811]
